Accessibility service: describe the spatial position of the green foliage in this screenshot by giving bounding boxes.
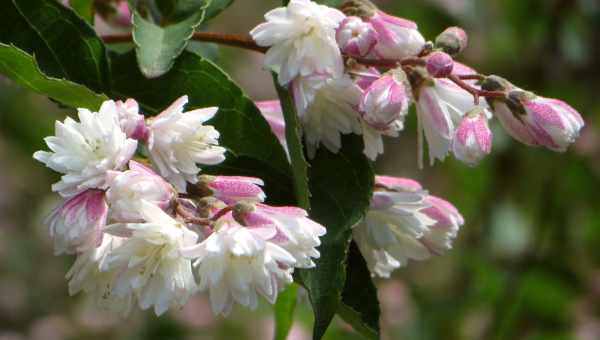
[273,79,311,210]
[274,284,299,340]
[298,135,374,340]
[70,0,95,23]
[130,1,208,78]
[0,0,110,92]
[204,0,235,21]
[0,44,108,110]
[338,242,380,339]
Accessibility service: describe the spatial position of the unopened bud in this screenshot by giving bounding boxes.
[337,16,378,57]
[196,175,266,205]
[426,51,454,78]
[359,69,411,130]
[452,108,493,166]
[435,26,468,56]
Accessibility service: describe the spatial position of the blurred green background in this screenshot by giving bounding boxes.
[1,0,599,339]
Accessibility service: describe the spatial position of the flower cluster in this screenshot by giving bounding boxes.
[353,176,463,277]
[251,0,584,164]
[35,97,326,316]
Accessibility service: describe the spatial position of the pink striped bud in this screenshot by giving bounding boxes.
[359,70,411,130]
[516,93,585,152]
[426,51,454,78]
[452,108,492,165]
[46,189,107,255]
[368,11,426,59]
[198,175,265,204]
[435,26,468,56]
[482,76,539,146]
[336,16,378,57]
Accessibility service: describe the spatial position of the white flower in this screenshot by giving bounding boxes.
[33,100,138,197]
[293,74,362,158]
[106,160,175,222]
[353,176,463,278]
[353,189,436,277]
[250,0,346,85]
[416,78,483,166]
[103,200,198,316]
[47,189,108,255]
[66,235,134,316]
[237,203,326,268]
[147,96,226,193]
[182,216,296,316]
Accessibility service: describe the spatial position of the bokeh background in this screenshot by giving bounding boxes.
[1,0,599,339]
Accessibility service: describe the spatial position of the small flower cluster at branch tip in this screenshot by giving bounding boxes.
[250,0,585,164]
[353,176,464,278]
[34,97,326,316]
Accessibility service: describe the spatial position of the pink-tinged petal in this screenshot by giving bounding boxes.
[423,195,464,227]
[375,175,423,192]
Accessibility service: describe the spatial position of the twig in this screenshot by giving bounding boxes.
[102,31,505,102]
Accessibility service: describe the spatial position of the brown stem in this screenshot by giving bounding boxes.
[176,204,211,225]
[211,206,233,221]
[102,31,504,102]
[102,31,268,53]
[448,74,506,104]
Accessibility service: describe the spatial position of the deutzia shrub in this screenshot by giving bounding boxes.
[1,0,584,338]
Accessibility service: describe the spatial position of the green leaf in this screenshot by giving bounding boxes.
[273,79,310,210]
[0,44,108,110]
[0,0,110,92]
[314,0,344,6]
[274,284,299,340]
[132,6,206,78]
[109,50,291,194]
[204,0,235,21]
[338,242,380,340]
[298,135,374,340]
[70,0,95,24]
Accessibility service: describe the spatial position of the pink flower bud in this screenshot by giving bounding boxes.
[115,99,149,142]
[255,100,287,150]
[336,16,378,57]
[46,189,107,255]
[520,95,585,152]
[359,71,411,130]
[452,108,492,165]
[426,51,454,78]
[375,175,423,192]
[435,26,468,56]
[199,175,266,204]
[368,11,426,59]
